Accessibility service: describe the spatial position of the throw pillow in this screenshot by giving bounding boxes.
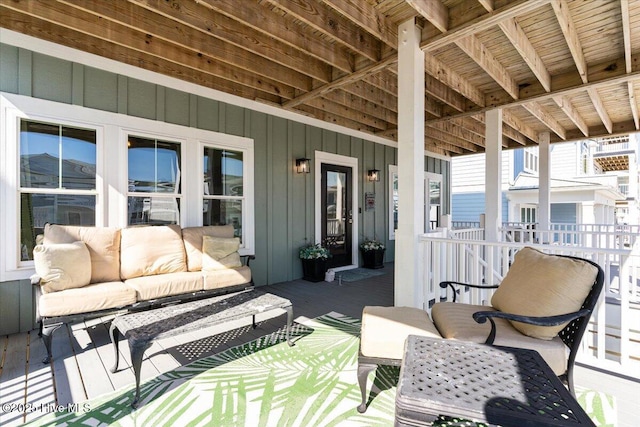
[202,236,241,271]
[33,241,92,293]
[491,247,598,340]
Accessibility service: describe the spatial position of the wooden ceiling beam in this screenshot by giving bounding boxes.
[454,35,519,99]
[421,0,553,52]
[551,0,587,84]
[303,97,389,130]
[522,102,566,140]
[406,0,448,33]
[621,0,639,130]
[553,95,589,137]
[265,0,382,62]
[295,104,378,133]
[343,80,398,113]
[322,0,397,49]
[425,137,468,155]
[0,7,283,104]
[587,87,613,134]
[428,121,484,148]
[498,18,551,92]
[424,53,485,107]
[323,89,397,125]
[5,0,307,94]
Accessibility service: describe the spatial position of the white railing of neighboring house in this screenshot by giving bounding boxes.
[595,141,630,153]
[501,222,640,250]
[449,227,485,240]
[418,236,640,379]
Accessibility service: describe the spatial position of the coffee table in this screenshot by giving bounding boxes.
[395,335,595,427]
[109,289,293,408]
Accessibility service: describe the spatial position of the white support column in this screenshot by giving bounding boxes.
[395,18,425,308]
[485,109,503,242]
[538,132,551,238]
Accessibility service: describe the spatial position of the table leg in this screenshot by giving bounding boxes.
[109,324,120,373]
[285,306,294,347]
[252,314,257,329]
[130,340,152,409]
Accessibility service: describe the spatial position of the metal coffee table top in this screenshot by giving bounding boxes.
[395,335,595,427]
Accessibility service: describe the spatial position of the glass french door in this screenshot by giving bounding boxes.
[321,164,353,268]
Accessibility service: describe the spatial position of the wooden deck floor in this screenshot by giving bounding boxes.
[1,264,638,426]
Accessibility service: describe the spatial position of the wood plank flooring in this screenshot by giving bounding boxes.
[1,264,637,426]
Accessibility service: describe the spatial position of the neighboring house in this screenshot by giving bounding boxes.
[452,135,639,227]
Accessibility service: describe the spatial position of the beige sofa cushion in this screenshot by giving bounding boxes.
[38,281,137,317]
[43,224,121,283]
[431,302,568,375]
[360,306,441,360]
[124,271,203,301]
[202,236,242,270]
[491,247,598,340]
[34,242,92,293]
[120,225,187,279]
[203,266,252,291]
[182,225,235,271]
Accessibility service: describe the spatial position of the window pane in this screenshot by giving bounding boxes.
[203,148,243,196]
[203,198,242,238]
[429,181,441,205]
[20,193,96,261]
[128,136,181,193]
[128,196,180,225]
[20,120,96,189]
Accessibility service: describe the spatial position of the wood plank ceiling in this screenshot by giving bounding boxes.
[2,0,640,157]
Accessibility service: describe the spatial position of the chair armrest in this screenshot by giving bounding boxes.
[241,255,255,267]
[472,309,592,345]
[31,274,42,286]
[439,281,499,303]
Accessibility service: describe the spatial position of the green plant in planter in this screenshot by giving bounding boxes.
[299,243,331,260]
[360,239,385,269]
[299,243,331,282]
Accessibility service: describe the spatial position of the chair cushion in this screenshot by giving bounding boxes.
[38,281,137,317]
[182,225,235,271]
[120,225,187,279]
[202,236,242,270]
[490,247,598,340]
[33,241,92,293]
[124,271,204,301]
[431,302,568,375]
[203,266,252,290]
[43,224,121,283]
[360,306,441,360]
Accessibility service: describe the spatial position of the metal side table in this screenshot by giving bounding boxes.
[109,289,293,408]
[395,335,595,427]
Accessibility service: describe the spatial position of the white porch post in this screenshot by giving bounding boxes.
[538,131,551,238]
[485,109,503,242]
[395,18,425,308]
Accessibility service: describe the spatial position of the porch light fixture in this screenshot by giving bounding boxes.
[367,169,380,182]
[296,158,310,174]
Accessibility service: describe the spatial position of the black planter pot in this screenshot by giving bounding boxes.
[361,249,385,269]
[301,258,328,282]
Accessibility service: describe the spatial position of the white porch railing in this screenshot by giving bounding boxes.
[419,236,640,379]
[501,222,639,250]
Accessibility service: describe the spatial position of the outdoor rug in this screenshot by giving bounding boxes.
[26,313,614,427]
[335,268,386,283]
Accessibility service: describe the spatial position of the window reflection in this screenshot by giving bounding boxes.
[19,119,97,260]
[203,147,244,239]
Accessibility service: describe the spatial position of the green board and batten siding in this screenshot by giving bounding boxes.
[0,43,450,334]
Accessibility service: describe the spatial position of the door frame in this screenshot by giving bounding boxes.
[314,151,359,272]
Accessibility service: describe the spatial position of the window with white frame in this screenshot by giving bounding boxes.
[523,147,539,173]
[127,135,182,226]
[203,146,244,239]
[19,119,98,260]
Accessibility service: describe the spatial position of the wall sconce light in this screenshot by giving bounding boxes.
[368,169,380,182]
[296,158,310,174]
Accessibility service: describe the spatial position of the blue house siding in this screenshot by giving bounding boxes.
[0,42,451,334]
[513,149,524,180]
[452,192,509,224]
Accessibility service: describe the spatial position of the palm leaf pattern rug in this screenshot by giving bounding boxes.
[27,312,613,427]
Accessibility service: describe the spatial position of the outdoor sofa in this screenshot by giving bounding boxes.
[31,223,254,362]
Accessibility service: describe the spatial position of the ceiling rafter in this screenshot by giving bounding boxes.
[553,96,589,137]
[522,102,566,139]
[621,0,639,130]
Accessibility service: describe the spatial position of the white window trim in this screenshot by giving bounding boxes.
[1,92,255,280]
